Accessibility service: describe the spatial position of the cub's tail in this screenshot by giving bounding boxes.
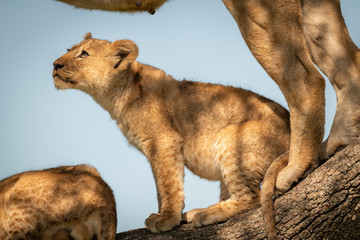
[261,152,289,240]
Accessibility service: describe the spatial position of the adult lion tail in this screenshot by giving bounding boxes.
[261,152,289,240]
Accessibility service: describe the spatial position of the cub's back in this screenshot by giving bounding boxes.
[164,80,290,136]
[2,164,114,216]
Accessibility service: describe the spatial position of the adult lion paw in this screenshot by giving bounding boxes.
[145,213,180,233]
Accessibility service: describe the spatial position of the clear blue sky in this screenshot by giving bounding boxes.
[0,0,359,232]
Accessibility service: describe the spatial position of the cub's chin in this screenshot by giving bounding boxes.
[53,75,76,90]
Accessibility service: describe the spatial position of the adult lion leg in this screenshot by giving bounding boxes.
[223,0,325,193]
[302,0,360,159]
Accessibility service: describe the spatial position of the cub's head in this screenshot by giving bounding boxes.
[53,33,139,95]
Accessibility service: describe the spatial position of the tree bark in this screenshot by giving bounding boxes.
[117,138,360,240]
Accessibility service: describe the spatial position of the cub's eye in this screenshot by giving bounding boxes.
[79,50,89,58]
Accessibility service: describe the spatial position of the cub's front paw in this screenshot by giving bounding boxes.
[145,212,181,233]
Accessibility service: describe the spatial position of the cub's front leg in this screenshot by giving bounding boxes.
[144,135,185,233]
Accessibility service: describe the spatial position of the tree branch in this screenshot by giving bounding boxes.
[117,138,360,239]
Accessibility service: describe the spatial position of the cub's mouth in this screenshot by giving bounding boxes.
[53,73,77,84]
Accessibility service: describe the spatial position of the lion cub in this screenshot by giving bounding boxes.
[0,164,116,240]
[53,33,290,233]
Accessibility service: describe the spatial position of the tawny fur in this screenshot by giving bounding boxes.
[53,33,291,233]
[0,164,117,240]
[50,1,360,237]
[56,0,167,14]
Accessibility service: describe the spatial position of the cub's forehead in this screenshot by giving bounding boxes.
[69,39,111,52]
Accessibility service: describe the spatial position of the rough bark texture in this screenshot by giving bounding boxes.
[116,138,360,240]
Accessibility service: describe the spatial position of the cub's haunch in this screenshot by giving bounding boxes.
[0,164,116,240]
[53,33,291,233]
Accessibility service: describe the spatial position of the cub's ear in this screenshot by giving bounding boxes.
[83,32,92,40]
[107,40,139,71]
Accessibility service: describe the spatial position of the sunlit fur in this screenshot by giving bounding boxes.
[51,1,360,238]
[53,34,291,233]
[222,1,360,238]
[56,0,168,14]
[0,165,116,240]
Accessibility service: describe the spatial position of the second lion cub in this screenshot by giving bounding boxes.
[53,33,291,233]
[0,164,116,240]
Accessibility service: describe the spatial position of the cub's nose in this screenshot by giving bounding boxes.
[53,60,64,71]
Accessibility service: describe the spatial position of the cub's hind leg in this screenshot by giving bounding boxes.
[189,183,261,227]
[183,120,289,227]
[183,124,264,227]
[184,159,262,227]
